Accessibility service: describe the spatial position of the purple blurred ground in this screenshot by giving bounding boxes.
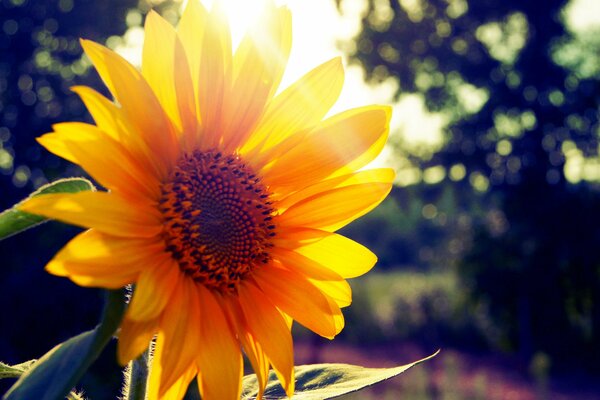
[294,341,600,400]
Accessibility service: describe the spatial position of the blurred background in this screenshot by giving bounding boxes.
[1,0,600,398]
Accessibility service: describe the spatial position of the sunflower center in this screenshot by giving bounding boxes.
[159,149,275,293]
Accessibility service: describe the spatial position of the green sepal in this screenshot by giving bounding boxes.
[0,177,95,241]
[0,360,35,379]
[3,289,126,400]
[241,350,439,400]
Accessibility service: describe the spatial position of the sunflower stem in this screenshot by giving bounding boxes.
[125,347,150,400]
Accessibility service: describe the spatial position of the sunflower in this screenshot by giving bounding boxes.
[20,1,393,399]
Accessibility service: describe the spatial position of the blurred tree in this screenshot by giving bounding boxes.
[344,0,600,369]
[0,0,175,396]
[1,0,137,205]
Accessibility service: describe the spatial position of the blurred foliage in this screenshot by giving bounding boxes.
[0,0,174,397]
[341,271,498,350]
[344,0,600,371]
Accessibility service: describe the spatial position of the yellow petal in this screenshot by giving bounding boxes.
[161,366,197,400]
[71,85,164,182]
[80,39,178,179]
[45,229,164,288]
[70,86,122,141]
[19,191,162,238]
[238,281,295,397]
[264,106,391,189]
[157,277,201,395]
[70,86,168,185]
[197,2,232,148]
[287,232,378,279]
[40,122,160,200]
[279,182,392,232]
[174,38,200,151]
[195,286,242,400]
[127,258,180,321]
[277,168,395,211]
[177,0,208,107]
[241,57,344,163]
[271,247,342,281]
[142,11,181,131]
[309,279,352,308]
[117,317,158,365]
[222,5,291,152]
[273,227,331,249]
[273,249,352,307]
[253,265,342,339]
[147,333,165,400]
[36,131,77,165]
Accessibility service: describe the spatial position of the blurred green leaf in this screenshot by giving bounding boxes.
[241,350,439,400]
[3,289,126,400]
[0,360,35,379]
[0,177,95,241]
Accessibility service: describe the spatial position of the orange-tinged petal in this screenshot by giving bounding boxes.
[44,229,164,288]
[277,168,395,210]
[117,317,158,365]
[239,281,295,397]
[281,311,294,330]
[240,332,270,400]
[195,286,242,400]
[80,39,178,178]
[39,122,160,200]
[221,295,270,400]
[264,106,391,188]
[253,264,342,339]
[287,232,378,279]
[242,57,344,163]
[142,11,181,131]
[279,182,392,232]
[222,5,292,152]
[127,257,180,321]
[319,292,345,334]
[197,2,232,148]
[156,276,201,396]
[19,191,162,238]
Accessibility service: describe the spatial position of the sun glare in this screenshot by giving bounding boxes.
[198,0,271,47]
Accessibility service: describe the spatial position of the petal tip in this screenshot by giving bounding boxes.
[116,341,132,367]
[44,260,67,277]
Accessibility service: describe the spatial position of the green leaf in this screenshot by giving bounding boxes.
[3,289,126,400]
[0,360,35,379]
[0,177,95,241]
[241,351,439,400]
